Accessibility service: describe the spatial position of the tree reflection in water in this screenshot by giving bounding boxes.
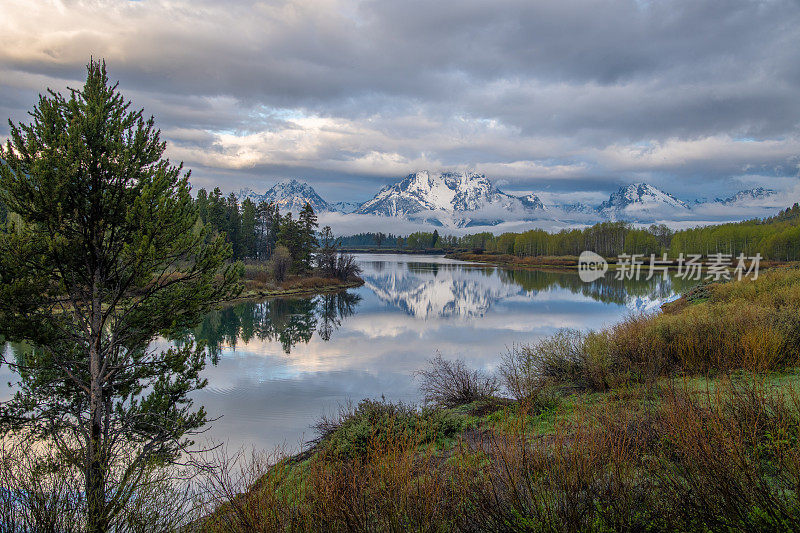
[193,291,361,357]
[498,268,698,305]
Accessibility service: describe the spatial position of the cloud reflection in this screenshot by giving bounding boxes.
[187,254,684,451]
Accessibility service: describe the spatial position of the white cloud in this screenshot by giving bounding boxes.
[2,0,799,203]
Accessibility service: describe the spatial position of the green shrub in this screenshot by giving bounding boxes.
[312,399,466,460]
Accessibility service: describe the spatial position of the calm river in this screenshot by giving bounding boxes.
[0,253,695,453]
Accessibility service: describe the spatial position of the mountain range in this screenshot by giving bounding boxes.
[355,171,544,227]
[235,172,789,228]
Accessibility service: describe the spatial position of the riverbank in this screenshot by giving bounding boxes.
[446,251,797,272]
[219,259,366,303]
[230,275,364,302]
[199,266,800,531]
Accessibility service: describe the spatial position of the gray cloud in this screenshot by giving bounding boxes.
[1,0,799,204]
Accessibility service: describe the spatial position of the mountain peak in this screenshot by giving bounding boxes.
[714,187,778,205]
[356,170,543,227]
[236,180,330,213]
[598,183,689,222]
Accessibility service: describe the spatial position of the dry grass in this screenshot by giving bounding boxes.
[198,407,470,533]
[500,268,800,395]
[652,378,800,530]
[194,377,800,532]
[461,377,800,532]
[280,275,344,290]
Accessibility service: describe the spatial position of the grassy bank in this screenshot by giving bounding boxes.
[196,266,800,532]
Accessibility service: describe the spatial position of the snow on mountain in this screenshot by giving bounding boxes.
[519,193,545,210]
[232,177,794,231]
[237,179,330,213]
[362,265,522,319]
[686,186,792,222]
[560,202,597,215]
[597,183,690,222]
[714,187,778,206]
[355,171,544,228]
[330,201,363,214]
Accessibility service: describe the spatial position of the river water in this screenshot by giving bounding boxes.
[0,253,695,453]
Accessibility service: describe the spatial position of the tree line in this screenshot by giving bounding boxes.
[359,205,799,261]
[337,232,401,248]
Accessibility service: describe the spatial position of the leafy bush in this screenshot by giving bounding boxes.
[502,329,621,394]
[268,245,291,282]
[312,398,465,460]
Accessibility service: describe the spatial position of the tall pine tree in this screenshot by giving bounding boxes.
[298,202,319,273]
[0,60,241,531]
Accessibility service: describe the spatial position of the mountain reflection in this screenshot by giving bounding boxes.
[363,264,520,319]
[190,256,691,355]
[193,291,361,355]
[499,268,697,309]
[360,256,691,319]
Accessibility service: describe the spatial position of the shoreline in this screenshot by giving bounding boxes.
[225,277,365,304]
[445,251,796,272]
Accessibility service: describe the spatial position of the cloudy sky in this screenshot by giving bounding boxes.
[2,0,799,205]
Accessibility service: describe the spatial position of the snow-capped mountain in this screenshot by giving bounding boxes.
[237,179,330,213]
[597,183,690,222]
[685,186,790,221]
[560,202,597,215]
[231,175,794,229]
[330,201,363,214]
[519,193,545,210]
[356,171,544,227]
[714,187,777,206]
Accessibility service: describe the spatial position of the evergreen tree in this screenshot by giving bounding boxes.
[298,202,319,273]
[253,200,277,260]
[267,202,281,258]
[225,193,242,259]
[240,198,257,259]
[317,225,338,277]
[207,187,225,232]
[0,61,241,531]
[278,212,303,272]
[195,188,209,223]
